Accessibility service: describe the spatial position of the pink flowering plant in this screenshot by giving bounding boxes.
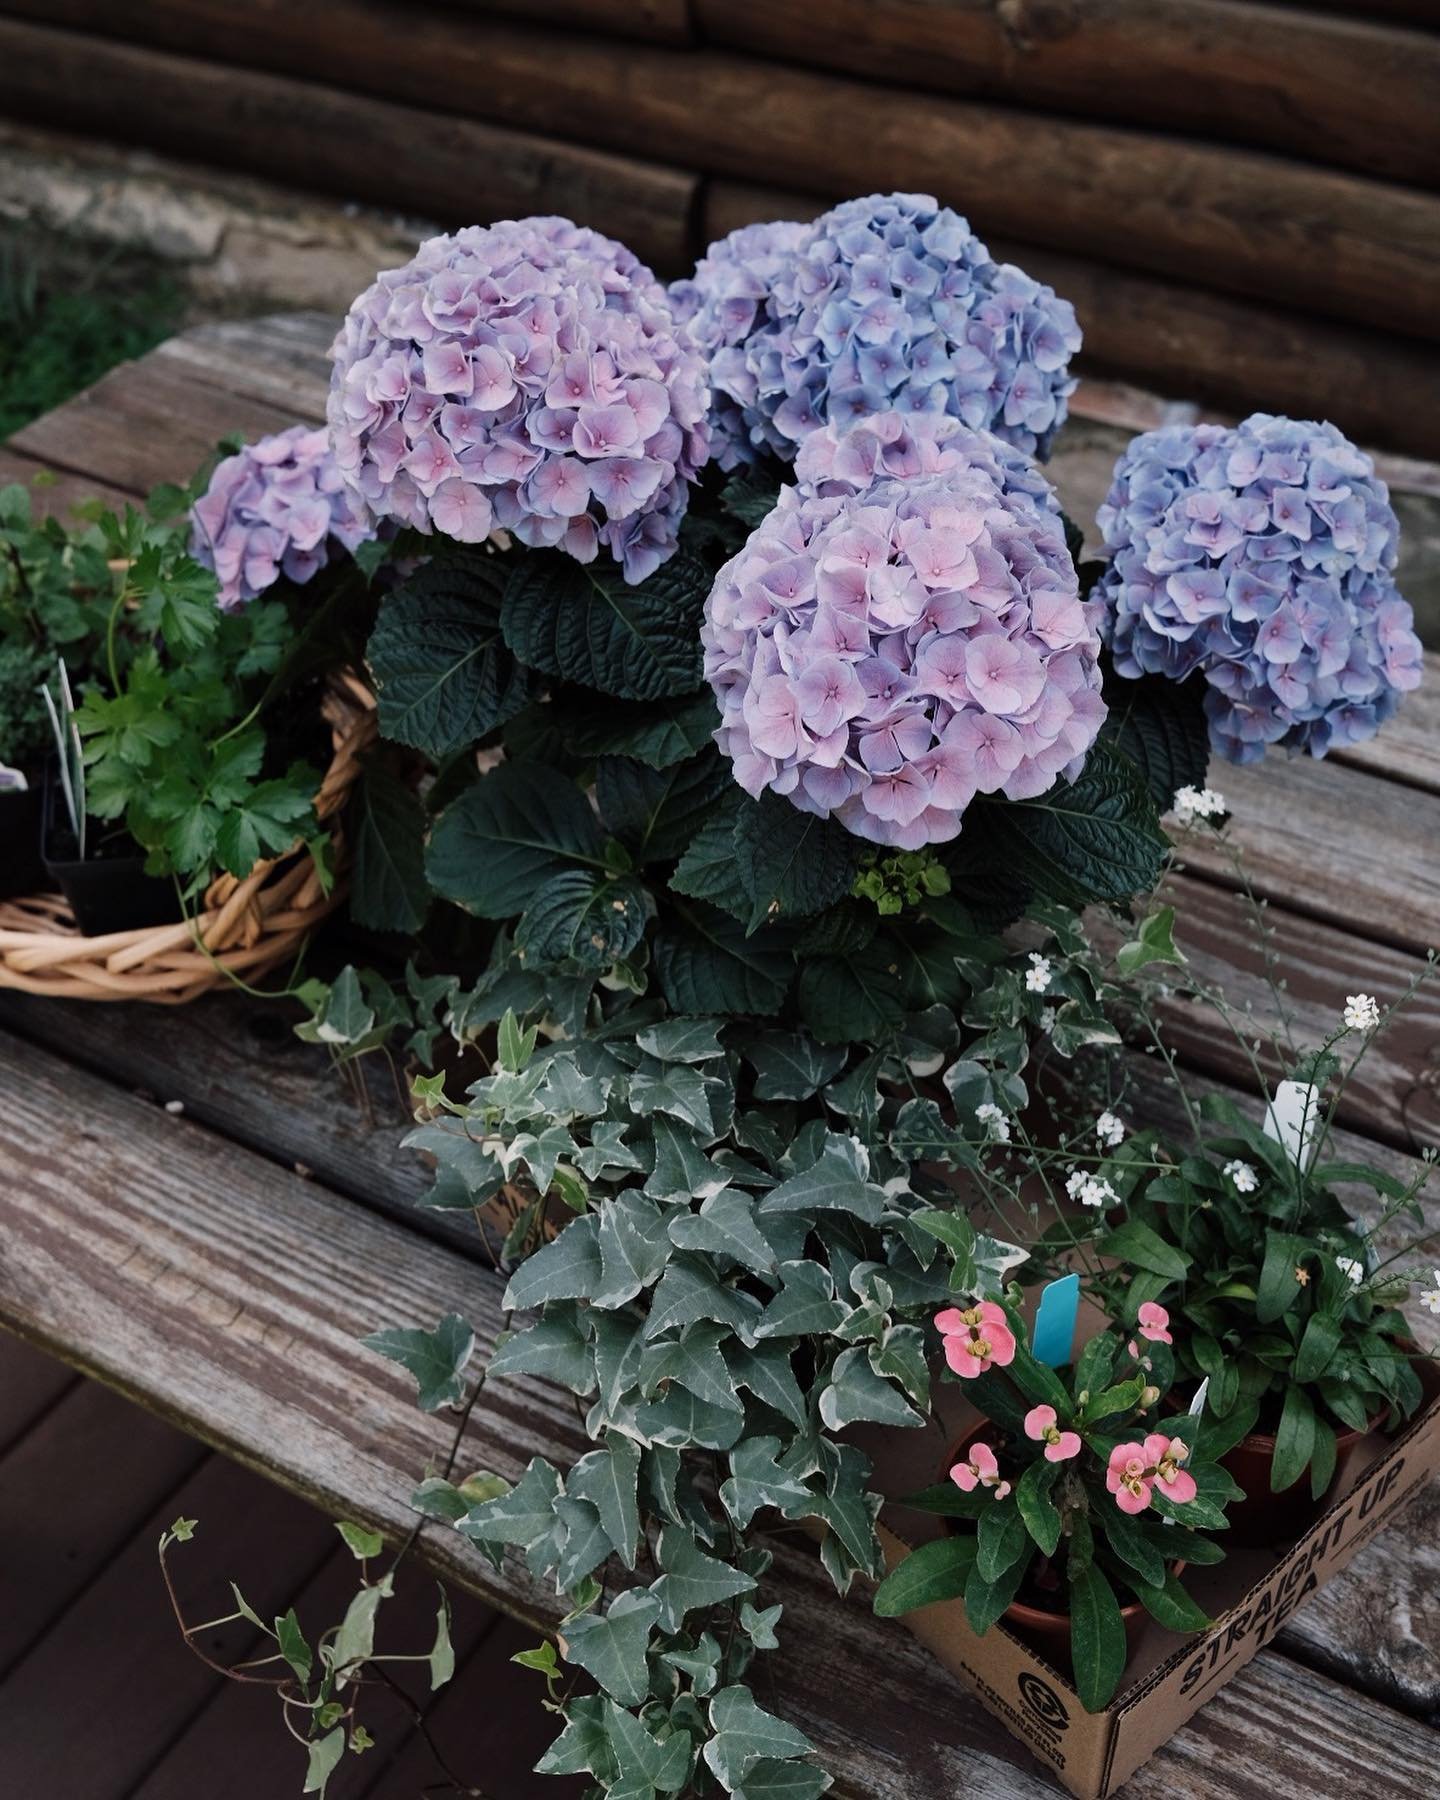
[876,1305,1239,1711]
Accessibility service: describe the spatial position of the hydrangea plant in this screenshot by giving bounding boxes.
[189,424,374,610]
[672,193,1080,469]
[1094,414,1424,762]
[702,417,1107,846]
[328,216,710,583]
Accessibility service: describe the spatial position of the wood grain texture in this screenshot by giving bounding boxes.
[700,176,1440,460]
[0,446,137,518]
[0,19,696,277]
[694,0,1440,190]
[466,0,693,42]
[1172,754,1440,958]
[1328,653,1440,795]
[2,7,1435,335]
[0,1032,1435,1788]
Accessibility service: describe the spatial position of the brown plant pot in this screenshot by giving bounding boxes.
[1220,1414,1378,1547]
[940,1425,1183,1672]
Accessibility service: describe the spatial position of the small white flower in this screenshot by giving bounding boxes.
[1065,1168,1087,1199]
[975,1101,1011,1144]
[1025,952,1053,994]
[1420,1271,1440,1315]
[1343,993,1381,1034]
[1079,1177,1118,1209]
[1173,785,1226,825]
[1095,1110,1125,1149]
[1335,1255,1365,1286]
[1224,1158,1259,1194]
[1038,1007,1057,1033]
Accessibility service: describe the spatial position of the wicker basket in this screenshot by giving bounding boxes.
[0,674,377,1003]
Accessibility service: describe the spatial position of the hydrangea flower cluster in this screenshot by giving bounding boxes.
[673,192,1080,468]
[189,425,373,610]
[328,217,710,584]
[702,416,1106,847]
[668,219,810,471]
[1095,414,1423,761]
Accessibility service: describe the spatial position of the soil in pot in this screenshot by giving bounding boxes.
[42,764,180,936]
[1221,1412,1378,1548]
[0,778,45,899]
[940,1426,1180,1672]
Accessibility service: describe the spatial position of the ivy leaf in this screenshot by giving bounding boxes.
[819,1346,924,1431]
[743,1032,848,1102]
[650,1527,757,1633]
[758,1137,885,1224]
[968,742,1168,907]
[361,1314,474,1411]
[335,1521,385,1561]
[366,555,534,755]
[503,1214,604,1309]
[596,750,730,864]
[642,1322,746,1416]
[733,1759,831,1800]
[302,1727,346,1796]
[1115,903,1186,977]
[459,1457,563,1549]
[732,792,861,933]
[670,1190,780,1277]
[754,1263,848,1340]
[275,1608,312,1683]
[427,763,605,918]
[553,1496,614,1590]
[568,1435,643,1570]
[429,1592,456,1689]
[486,1313,597,1394]
[720,1435,814,1529]
[704,1687,817,1793]
[603,1701,693,1795]
[566,690,721,768]
[515,869,648,971]
[501,549,709,700]
[536,1695,616,1779]
[645,1257,765,1344]
[350,758,430,934]
[595,1194,675,1308]
[562,1590,662,1706]
[654,903,794,1017]
[873,1536,977,1615]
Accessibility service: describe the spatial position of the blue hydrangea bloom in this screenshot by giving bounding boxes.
[1094,414,1424,762]
[703,413,1106,848]
[672,193,1080,470]
[328,217,710,584]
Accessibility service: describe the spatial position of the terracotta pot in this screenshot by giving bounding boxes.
[1221,1414,1377,1547]
[940,1426,1182,1670]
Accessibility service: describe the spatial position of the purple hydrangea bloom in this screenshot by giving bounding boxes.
[702,419,1106,847]
[190,425,373,611]
[328,217,710,584]
[669,219,811,471]
[673,193,1080,470]
[1095,414,1424,762]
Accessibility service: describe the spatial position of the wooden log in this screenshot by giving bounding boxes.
[462,0,693,42]
[693,0,1440,191]
[1,1034,1435,1789]
[700,179,1440,462]
[3,8,1433,338]
[0,20,696,277]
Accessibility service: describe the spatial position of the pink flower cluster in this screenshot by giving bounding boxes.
[1024,1405,1082,1462]
[327,217,710,584]
[936,1302,1016,1378]
[1106,1434,1197,1515]
[702,422,1107,848]
[950,1440,1010,1499]
[189,425,373,610]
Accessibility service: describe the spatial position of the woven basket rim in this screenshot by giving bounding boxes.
[0,670,377,1003]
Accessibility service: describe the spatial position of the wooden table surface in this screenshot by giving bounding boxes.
[0,317,1437,1800]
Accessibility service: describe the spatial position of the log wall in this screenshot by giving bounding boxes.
[0,1,1434,454]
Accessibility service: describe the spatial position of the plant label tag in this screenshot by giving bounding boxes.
[1188,1376,1210,1417]
[1031,1272,1080,1367]
[1264,1079,1320,1169]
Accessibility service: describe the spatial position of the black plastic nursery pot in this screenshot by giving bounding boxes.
[41,764,180,936]
[0,778,45,899]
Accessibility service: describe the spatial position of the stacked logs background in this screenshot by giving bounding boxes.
[0,1,1435,454]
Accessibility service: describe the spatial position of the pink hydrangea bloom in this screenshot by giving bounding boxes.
[328,217,710,583]
[702,416,1106,847]
[1023,1404,1082,1463]
[189,425,373,610]
[1136,1301,1173,1345]
[935,1301,1018,1378]
[950,1439,1011,1500]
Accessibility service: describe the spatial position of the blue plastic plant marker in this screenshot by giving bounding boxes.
[1031,1273,1080,1367]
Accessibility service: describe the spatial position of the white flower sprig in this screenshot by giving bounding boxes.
[1025,952,1053,994]
[1223,1158,1258,1194]
[1343,993,1381,1033]
[1173,785,1226,826]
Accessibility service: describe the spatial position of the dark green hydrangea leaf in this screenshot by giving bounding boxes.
[1099,664,1211,810]
[427,763,606,918]
[732,792,862,934]
[565,690,721,769]
[349,757,430,934]
[515,870,648,971]
[653,904,794,1018]
[596,750,730,864]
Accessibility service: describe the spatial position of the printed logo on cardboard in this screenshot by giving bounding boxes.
[1018,1671,1071,1732]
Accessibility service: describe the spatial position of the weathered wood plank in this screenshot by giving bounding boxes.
[149,315,333,422]
[1170,754,1440,958]
[0,19,696,277]
[472,0,693,42]
[0,1374,206,1677]
[695,0,1440,191]
[699,178,1440,462]
[0,1033,1434,1788]
[1329,655,1440,795]
[0,445,138,515]
[1,9,1436,336]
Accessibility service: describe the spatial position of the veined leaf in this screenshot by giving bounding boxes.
[427,762,605,918]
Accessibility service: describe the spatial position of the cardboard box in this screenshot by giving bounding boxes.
[858,1360,1440,1798]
